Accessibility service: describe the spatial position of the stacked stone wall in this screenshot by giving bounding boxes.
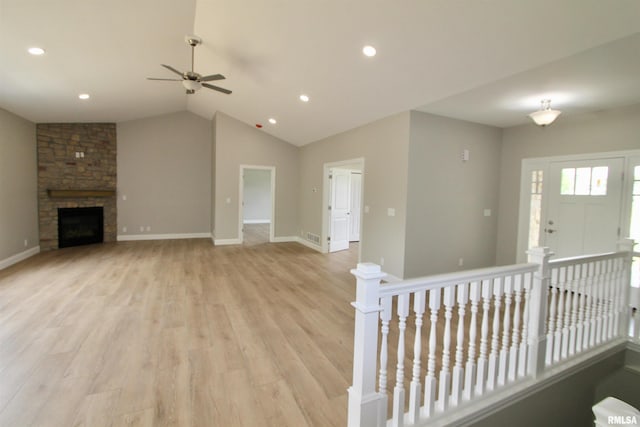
[37,123,117,250]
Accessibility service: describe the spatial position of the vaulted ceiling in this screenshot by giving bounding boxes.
[1,0,639,145]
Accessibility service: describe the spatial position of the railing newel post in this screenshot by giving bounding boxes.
[527,246,554,378]
[348,262,386,427]
[617,239,635,338]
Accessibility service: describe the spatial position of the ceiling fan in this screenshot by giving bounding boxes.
[147,35,231,95]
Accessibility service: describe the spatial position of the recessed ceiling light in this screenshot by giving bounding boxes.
[78,93,90,100]
[268,118,277,124]
[362,45,377,57]
[28,47,45,56]
[299,94,309,102]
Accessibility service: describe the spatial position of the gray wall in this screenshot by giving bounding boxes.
[0,108,38,262]
[243,169,271,222]
[214,112,298,240]
[117,111,212,236]
[404,111,502,277]
[496,103,640,265]
[299,112,410,278]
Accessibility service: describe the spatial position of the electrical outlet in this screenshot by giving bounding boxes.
[139,226,144,232]
[24,239,28,247]
[458,258,464,267]
[380,257,385,266]
[146,226,151,232]
[122,226,127,233]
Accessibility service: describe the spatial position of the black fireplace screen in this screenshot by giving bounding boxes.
[57,207,104,248]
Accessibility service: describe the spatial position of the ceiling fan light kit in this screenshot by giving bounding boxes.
[529,99,561,126]
[147,35,231,95]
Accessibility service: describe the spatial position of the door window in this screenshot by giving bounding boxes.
[560,166,608,196]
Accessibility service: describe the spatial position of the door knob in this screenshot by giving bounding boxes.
[544,228,556,234]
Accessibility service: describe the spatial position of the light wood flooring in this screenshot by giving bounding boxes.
[0,239,359,427]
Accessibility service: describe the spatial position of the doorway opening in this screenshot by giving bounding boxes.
[239,165,275,245]
[322,158,364,257]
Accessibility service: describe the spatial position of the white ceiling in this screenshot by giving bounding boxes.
[1,0,639,146]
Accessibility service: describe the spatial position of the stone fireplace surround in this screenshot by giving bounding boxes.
[37,123,117,251]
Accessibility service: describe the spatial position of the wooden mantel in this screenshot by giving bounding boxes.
[47,189,116,198]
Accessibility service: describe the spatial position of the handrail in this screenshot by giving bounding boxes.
[378,263,538,298]
[549,251,625,268]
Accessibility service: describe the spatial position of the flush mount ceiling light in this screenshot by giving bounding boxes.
[299,94,310,102]
[28,47,45,55]
[529,99,562,126]
[268,118,277,124]
[362,45,377,57]
[78,93,90,100]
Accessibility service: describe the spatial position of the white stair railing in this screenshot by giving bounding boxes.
[348,241,635,427]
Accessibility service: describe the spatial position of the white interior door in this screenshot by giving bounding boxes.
[544,158,624,258]
[329,168,351,252]
[349,172,362,242]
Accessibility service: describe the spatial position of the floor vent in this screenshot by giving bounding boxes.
[306,232,320,245]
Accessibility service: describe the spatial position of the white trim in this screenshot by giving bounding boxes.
[383,273,402,283]
[271,235,297,243]
[214,238,242,246]
[0,246,40,270]
[117,233,211,241]
[243,219,271,224]
[295,236,323,252]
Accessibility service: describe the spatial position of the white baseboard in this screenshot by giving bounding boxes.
[271,235,297,243]
[294,236,323,252]
[243,219,271,224]
[0,246,41,271]
[214,238,242,246]
[117,233,211,242]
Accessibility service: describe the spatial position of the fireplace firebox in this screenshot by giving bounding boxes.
[57,207,104,248]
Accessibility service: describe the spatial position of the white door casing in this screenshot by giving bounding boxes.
[349,172,362,242]
[544,157,624,258]
[329,168,351,252]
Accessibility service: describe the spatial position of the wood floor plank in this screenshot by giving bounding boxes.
[0,239,360,427]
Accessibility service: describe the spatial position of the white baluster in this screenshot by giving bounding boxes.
[498,276,512,386]
[378,296,392,424]
[487,278,502,391]
[451,283,468,406]
[438,286,455,411]
[568,265,579,356]
[409,290,425,424]
[392,294,410,427]
[464,281,481,400]
[605,258,615,340]
[586,261,596,349]
[475,279,492,397]
[509,274,522,381]
[595,261,604,345]
[546,269,558,366]
[424,288,441,418]
[554,267,565,363]
[561,266,572,359]
[576,263,587,354]
[518,272,531,378]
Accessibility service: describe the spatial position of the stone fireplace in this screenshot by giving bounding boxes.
[37,123,117,250]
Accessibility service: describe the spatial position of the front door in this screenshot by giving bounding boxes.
[329,168,351,252]
[544,158,624,258]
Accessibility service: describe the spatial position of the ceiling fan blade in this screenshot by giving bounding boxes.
[161,64,184,77]
[200,73,225,82]
[146,77,182,81]
[202,83,232,94]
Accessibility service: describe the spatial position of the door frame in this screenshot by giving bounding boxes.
[322,158,365,255]
[516,149,640,263]
[239,165,276,243]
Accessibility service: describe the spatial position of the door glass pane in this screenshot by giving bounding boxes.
[528,169,543,249]
[561,168,575,195]
[590,166,608,195]
[633,181,640,196]
[575,167,591,195]
[635,165,640,181]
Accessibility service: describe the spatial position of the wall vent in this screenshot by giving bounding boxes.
[306,232,320,245]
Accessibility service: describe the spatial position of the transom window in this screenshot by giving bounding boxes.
[560,166,608,196]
